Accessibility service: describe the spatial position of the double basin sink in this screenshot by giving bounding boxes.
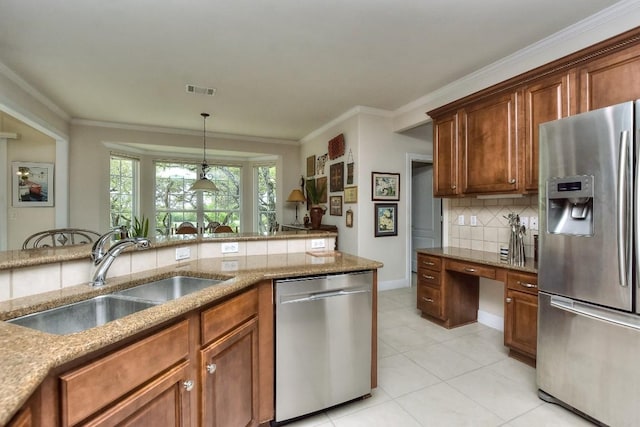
[7,276,223,335]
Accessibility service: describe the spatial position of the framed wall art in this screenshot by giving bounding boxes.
[344,186,358,203]
[374,203,397,237]
[330,162,344,192]
[306,155,316,177]
[12,162,54,207]
[346,208,353,227]
[371,171,400,201]
[316,176,328,203]
[329,195,342,216]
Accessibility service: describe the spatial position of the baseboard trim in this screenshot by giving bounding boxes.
[477,310,504,332]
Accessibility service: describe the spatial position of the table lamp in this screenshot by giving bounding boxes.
[286,189,307,225]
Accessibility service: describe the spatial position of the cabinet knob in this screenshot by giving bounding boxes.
[509,178,516,184]
[183,380,194,391]
[451,184,457,189]
[206,363,217,374]
[505,297,512,303]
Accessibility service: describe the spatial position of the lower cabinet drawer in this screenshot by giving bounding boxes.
[507,271,538,295]
[446,260,496,279]
[202,287,258,345]
[417,285,443,319]
[417,268,441,289]
[60,320,189,427]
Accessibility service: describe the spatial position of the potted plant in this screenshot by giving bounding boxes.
[129,215,149,238]
[305,180,326,229]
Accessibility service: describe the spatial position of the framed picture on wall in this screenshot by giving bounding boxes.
[346,208,353,227]
[344,186,358,203]
[330,162,344,192]
[12,162,55,207]
[329,195,342,216]
[374,203,397,237]
[306,155,316,177]
[371,172,400,201]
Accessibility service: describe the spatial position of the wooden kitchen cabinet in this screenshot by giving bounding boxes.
[504,271,538,366]
[578,42,640,113]
[522,72,574,191]
[433,112,460,197]
[200,288,259,427]
[417,254,445,320]
[59,321,192,426]
[459,91,519,195]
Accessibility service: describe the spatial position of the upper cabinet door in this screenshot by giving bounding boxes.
[578,43,640,112]
[433,112,459,197]
[460,92,519,194]
[523,72,574,192]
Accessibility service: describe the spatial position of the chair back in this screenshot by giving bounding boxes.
[213,225,234,233]
[22,228,101,249]
[175,222,198,234]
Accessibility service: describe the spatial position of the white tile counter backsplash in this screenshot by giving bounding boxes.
[447,196,539,258]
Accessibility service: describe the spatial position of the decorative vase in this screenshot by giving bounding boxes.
[309,206,324,229]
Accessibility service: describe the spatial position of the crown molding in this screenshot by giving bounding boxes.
[71,118,300,146]
[300,105,392,143]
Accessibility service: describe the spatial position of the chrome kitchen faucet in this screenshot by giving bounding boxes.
[90,227,150,286]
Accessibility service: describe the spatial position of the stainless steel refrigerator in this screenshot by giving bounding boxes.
[538,100,640,426]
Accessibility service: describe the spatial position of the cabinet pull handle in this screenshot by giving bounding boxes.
[517,281,537,289]
[463,267,476,273]
[422,297,434,303]
[423,261,435,266]
[423,275,435,280]
[183,380,194,391]
[505,297,512,303]
[509,178,516,184]
[206,363,217,374]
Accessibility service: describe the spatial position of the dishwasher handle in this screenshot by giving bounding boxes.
[280,287,370,304]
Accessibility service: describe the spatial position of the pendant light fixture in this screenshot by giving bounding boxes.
[190,112,218,192]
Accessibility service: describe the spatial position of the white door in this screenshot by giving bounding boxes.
[411,162,441,271]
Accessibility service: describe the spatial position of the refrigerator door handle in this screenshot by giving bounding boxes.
[617,130,631,288]
[550,295,640,331]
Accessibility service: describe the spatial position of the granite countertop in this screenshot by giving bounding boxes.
[416,247,537,274]
[0,251,380,425]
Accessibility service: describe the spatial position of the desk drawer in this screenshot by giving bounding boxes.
[417,269,441,289]
[446,260,496,279]
[507,271,538,295]
[417,284,444,319]
[417,254,441,272]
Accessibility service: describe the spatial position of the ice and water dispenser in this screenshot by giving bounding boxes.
[546,175,594,236]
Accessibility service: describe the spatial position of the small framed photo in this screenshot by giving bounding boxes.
[306,155,316,177]
[371,172,400,201]
[330,195,343,216]
[330,162,344,192]
[344,186,358,204]
[316,176,328,203]
[374,203,397,237]
[12,162,54,207]
[346,208,353,227]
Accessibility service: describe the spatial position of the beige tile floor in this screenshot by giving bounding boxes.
[282,281,594,427]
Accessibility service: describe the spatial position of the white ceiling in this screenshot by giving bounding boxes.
[0,0,623,141]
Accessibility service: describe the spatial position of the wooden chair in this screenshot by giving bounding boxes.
[22,228,101,249]
[175,222,198,234]
[213,225,234,233]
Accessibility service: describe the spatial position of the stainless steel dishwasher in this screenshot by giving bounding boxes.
[275,270,373,423]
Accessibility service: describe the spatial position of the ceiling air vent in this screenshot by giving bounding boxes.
[186,84,216,96]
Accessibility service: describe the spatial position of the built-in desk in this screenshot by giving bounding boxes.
[416,247,538,366]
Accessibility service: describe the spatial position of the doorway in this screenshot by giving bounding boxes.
[410,160,442,272]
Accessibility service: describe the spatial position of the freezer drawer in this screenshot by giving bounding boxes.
[275,271,372,422]
[537,292,640,426]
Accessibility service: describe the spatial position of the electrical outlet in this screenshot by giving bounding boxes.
[458,215,465,225]
[221,242,239,253]
[175,247,190,261]
[530,216,539,230]
[221,260,239,271]
[520,216,529,229]
[470,215,477,226]
[311,239,326,249]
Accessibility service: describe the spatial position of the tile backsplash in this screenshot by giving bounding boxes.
[447,195,539,257]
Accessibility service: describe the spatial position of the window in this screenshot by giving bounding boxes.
[155,161,241,236]
[255,164,277,233]
[110,155,138,228]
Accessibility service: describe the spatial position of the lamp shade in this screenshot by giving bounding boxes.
[286,189,306,203]
[190,176,218,191]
